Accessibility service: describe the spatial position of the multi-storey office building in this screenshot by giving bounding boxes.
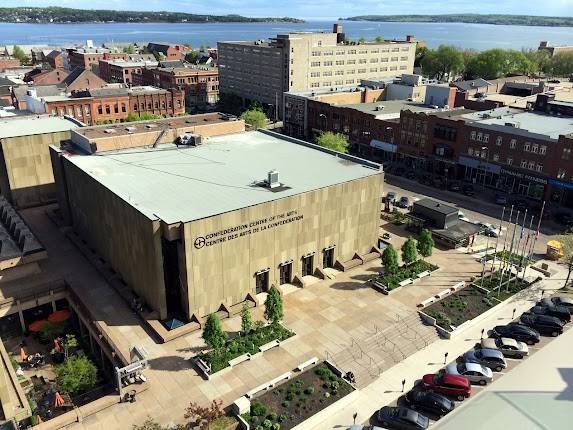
[218,24,416,117]
[50,118,383,321]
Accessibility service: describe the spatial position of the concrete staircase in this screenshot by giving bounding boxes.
[328,312,439,388]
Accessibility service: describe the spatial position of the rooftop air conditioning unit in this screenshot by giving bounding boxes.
[103,128,116,134]
[267,170,280,189]
[375,105,385,111]
[175,134,202,146]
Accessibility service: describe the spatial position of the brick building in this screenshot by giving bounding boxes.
[67,48,130,71]
[25,86,184,125]
[134,64,219,111]
[98,59,159,84]
[46,50,65,69]
[146,43,189,61]
[0,57,20,72]
[25,68,70,85]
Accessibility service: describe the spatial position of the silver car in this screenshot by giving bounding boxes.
[481,337,529,359]
[463,348,507,372]
[445,362,493,385]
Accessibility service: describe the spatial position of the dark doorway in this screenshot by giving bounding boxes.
[162,238,184,318]
[255,271,269,294]
[279,263,292,285]
[302,254,314,277]
[323,248,335,268]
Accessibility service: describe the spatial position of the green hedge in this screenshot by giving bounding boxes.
[199,324,293,373]
[377,260,438,291]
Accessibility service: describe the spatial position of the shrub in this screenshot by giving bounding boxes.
[251,402,266,417]
[263,419,272,429]
[418,229,435,258]
[381,244,399,274]
[285,392,294,401]
[255,426,264,430]
[264,287,284,324]
[304,387,315,395]
[281,401,289,408]
[267,412,278,421]
[330,381,340,390]
[401,237,418,265]
[55,356,97,396]
[273,424,281,430]
[241,303,253,335]
[324,392,331,398]
[278,414,286,422]
[202,314,227,349]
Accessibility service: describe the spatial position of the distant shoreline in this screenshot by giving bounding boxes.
[344,14,573,28]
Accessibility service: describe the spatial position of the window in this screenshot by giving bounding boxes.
[310,82,319,88]
[370,49,379,54]
[468,147,474,156]
[536,163,543,172]
[521,159,527,168]
[335,80,343,85]
[97,105,103,114]
[531,144,539,154]
[470,131,476,140]
[311,51,321,56]
[510,139,517,149]
[399,65,407,70]
[381,57,389,62]
[496,136,502,146]
[358,59,367,64]
[114,103,119,113]
[346,79,355,84]
[335,60,344,65]
[335,70,344,75]
[322,81,331,87]
[483,134,489,143]
[558,169,567,179]
[336,50,345,55]
[347,59,356,65]
[311,71,320,77]
[347,69,355,74]
[528,161,535,170]
[493,153,499,162]
[121,103,126,113]
[311,61,320,67]
[322,71,332,76]
[563,148,572,160]
[540,145,547,155]
[370,68,378,72]
[524,142,531,152]
[324,61,333,66]
[358,68,366,73]
[477,132,483,142]
[323,50,333,56]
[391,56,399,61]
[507,157,513,166]
[370,58,378,63]
[105,105,110,114]
[400,56,409,61]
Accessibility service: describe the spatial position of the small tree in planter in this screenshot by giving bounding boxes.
[241,302,253,335]
[264,286,284,325]
[417,229,435,259]
[202,314,227,349]
[55,356,97,396]
[401,237,418,265]
[184,399,224,429]
[381,244,399,274]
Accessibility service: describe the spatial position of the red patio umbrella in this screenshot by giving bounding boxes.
[48,310,71,323]
[19,347,27,361]
[54,391,65,407]
[28,320,48,332]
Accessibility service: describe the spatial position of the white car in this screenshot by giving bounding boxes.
[445,362,493,385]
[477,222,500,237]
[458,211,471,223]
[481,337,528,359]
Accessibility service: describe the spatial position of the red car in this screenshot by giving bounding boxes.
[422,373,471,401]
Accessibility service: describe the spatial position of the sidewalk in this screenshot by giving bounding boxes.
[309,261,569,430]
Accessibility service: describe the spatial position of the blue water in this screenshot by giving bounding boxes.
[1,21,573,50]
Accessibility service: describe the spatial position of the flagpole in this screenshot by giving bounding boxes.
[497,205,514,296]
[528,200,546,263]
[504,210,522,293]
[483,206,505,288]
[512,209,528,288]
[520,214,535,281]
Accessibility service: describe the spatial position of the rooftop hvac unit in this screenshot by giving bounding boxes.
[103,128,116,134]
[145,124,157,129]
[267,170,280,189]
[375,105,385,111]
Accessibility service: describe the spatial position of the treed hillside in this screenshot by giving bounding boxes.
[345,14,573,27]
[0,7,304,24]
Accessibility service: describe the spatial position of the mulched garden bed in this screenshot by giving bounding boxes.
[242,363,353,430]
[376,260,438,291]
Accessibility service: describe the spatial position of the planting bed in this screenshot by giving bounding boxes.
[473,272,530,301]
[485,250,531,267]
[242,363,353,430]
[376,260,438,291]
[198,323,294,373]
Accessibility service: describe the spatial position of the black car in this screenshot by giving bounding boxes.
[462,184,475,196]
[404,390,455,418]
[377,406,429,430]
[491,323,540,345]
[519,314,564,337]
[555,212,573,226]
[527,305,571,323]
[540,296,573,311]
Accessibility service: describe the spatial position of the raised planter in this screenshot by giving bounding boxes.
[229,353,251,367]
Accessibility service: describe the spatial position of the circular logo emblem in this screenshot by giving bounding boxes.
[194,237,206,249]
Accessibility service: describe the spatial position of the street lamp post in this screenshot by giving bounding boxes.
[481,146,489,192]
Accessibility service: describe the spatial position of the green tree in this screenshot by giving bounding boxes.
[55,356,97,396]
[125,112,163,122]
[40,321,67,342]
[241,303,253,335]
[559,232,573,288]
[202,314,227,349]
[381,243,399,275]
[401,237,418,265]
[12,45,31,65]
[218,92,243,115]
[133,418,185,430]
[315,131,349,153]
[240,108,267,129]
[548,52,573,77]
[200,43,207,51]
[62,334,78,359]
[123,44,136,54]
[417,229,435,258]
[466,49,535,79]
[358,37,366,43]
[375,36,385,43]
[264,286,283,325]
[185,50,201,63]
[414,45,428,68]
[420,45,464,81]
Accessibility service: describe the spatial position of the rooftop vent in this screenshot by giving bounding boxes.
[103,128,116,134]
[375,105,385,111]
[125,126,136,132]
[267,170,280,189]
[145,124,157,129]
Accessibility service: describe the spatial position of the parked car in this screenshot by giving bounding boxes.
[448,181,461,192]
[421,373,471,401]
[458,211,471,222]
[555,212,573,226]
[386,192,397,204]
[540,296,573,311]
[348,426,386,430]
[494,194,508,205]
[527,305,571,323]
[377,406,429,430]
[491,323,540,345]
[462,184,475,196]
[519,314,565,336]
[382,232,392,241]
[397,196,410,208]
[404,390,455,418]
[480,337,529,359]
[445,362,493,385]
[477,222,500,237]
[462,348,507,372]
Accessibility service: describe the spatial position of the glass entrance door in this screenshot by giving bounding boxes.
[323,248,334,268]
[302,255,314,277]
[279,263,292,285]
[255,271,269,294]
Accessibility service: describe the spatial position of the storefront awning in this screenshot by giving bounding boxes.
[370,139,396,153]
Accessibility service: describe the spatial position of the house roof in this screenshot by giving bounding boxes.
[453,79,491,92]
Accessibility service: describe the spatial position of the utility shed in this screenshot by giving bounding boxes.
[411,199,459,229]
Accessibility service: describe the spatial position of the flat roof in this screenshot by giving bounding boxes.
[0,116,78,139]
[64,130,381,224]
[341,100,435,118]
[73,113,235,140]
[414,198,458,216]
[462,108,573,140]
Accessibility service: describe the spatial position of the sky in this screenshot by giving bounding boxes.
[4,0,573,19]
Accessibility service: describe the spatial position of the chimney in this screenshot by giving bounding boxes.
[406,35,416,42]
[333,23,345,44]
